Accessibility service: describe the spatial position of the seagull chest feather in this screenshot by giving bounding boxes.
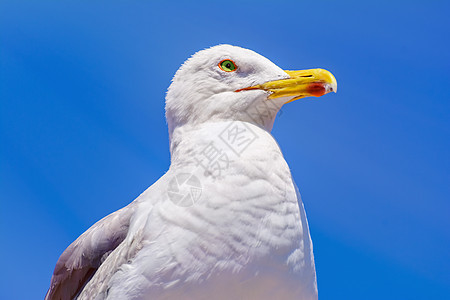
[78,122,317,299]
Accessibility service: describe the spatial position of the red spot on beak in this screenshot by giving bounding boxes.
[306,83,326,97]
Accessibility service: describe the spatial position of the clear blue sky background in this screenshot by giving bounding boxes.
[1,1,449,299]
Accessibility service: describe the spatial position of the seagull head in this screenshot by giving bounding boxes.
[166,44,336,139]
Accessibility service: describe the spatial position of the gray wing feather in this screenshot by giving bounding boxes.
[45,204,135,300]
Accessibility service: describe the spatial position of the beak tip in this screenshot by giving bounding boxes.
[327,83,338,94]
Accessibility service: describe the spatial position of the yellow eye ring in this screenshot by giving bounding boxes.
[219,59,237,72]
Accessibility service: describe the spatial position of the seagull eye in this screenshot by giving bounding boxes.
[219,59,237,72]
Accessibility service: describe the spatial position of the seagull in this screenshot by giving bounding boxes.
[46,44,337,300]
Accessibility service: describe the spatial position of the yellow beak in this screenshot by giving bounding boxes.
[236,68,337,103]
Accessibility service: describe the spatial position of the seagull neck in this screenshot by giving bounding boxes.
[168,121,276,168]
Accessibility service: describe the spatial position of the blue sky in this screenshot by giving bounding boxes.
[1,1,449,299]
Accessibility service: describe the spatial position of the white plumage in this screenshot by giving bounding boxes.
[46,44,337,300]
